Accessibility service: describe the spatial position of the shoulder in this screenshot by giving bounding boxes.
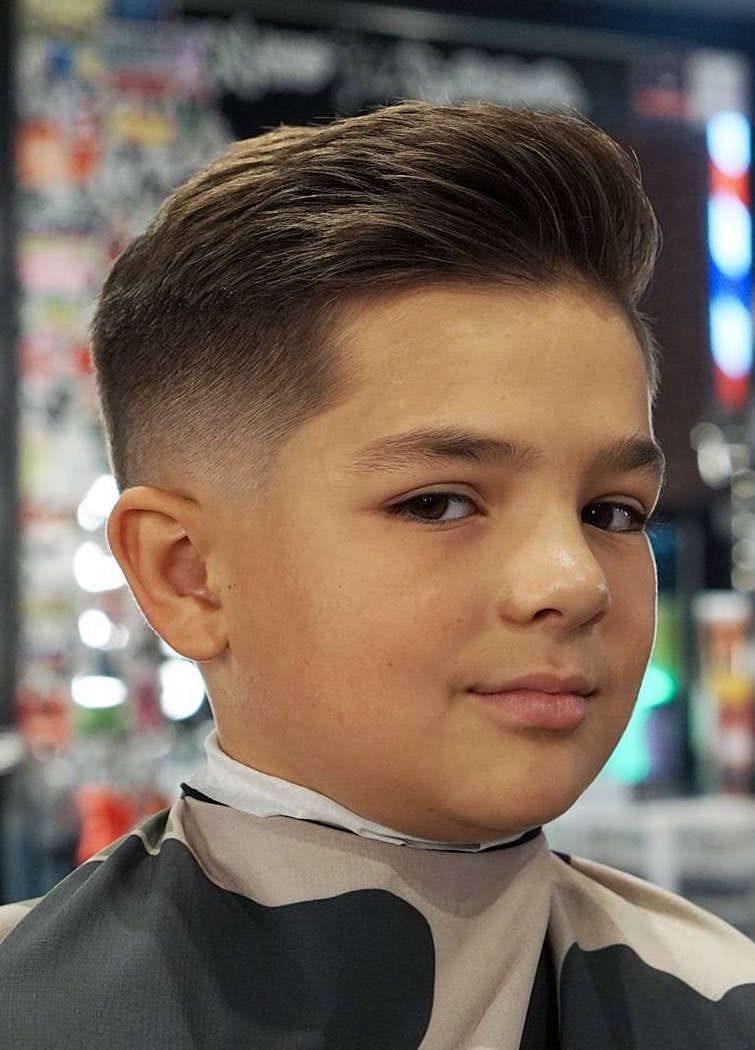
[0,806,194,1045]
[549,848,755,972]
[0,805,174,952]
[0,898,43,945]
[548,849,755,1048]
[553,849,752,940]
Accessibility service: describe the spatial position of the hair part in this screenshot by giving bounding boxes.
[90,100,662,499]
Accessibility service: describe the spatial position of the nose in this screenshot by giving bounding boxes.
[493,511,611,631]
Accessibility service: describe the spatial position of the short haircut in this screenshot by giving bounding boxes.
[90,100,661,498]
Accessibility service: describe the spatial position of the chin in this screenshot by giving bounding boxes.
[522,797,581,830]
[461,782,593,838]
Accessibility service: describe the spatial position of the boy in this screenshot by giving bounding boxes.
[1,101,753,1049]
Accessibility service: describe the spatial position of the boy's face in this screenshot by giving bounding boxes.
[204,281,662,841]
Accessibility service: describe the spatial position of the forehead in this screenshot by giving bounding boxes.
[268,280,658,491]
[328,280,652,435]
[335,279,639,369]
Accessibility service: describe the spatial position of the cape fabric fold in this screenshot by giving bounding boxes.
[0,792,753,1049]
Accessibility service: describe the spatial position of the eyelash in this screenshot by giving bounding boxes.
[386,492,652,533]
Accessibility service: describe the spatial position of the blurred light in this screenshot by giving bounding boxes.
[77,504,106,532]
[696,440,733,487]
[77,474,119,531]
[636,663,678,710]
[730,443,751,472]
[710,294,752,378]
[732,566,755,591]
[733,538,755,562]
[73,541,126,593]
[0,732,25,774]
[707,111,751,178]
[708,192,751,278]
[706,110,751,411]
[693,588,752,621]
[158,659,206,721]
[731,510,755,538]
[71,674,127,709]
[732,470,755,500]
[605,661,678,785]
[690,421,722,449]
[78,609,130,650]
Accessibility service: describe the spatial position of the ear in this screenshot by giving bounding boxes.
[106,486,228,662]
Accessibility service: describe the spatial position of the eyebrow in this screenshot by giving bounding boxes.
[344,425,666,489]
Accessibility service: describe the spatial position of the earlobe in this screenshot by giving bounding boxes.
[106,486,228,662]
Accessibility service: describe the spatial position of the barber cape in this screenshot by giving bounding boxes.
[1,732,754,1049]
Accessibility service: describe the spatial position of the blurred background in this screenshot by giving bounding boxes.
[3,0,755,935]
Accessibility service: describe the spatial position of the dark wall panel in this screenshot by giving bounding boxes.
[619,122,711,512]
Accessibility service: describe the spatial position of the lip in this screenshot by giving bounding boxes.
[471,689,589,730]
[470,672,596,697]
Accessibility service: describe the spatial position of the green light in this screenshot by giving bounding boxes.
[637,663,678,711]
[605,702,652,783]
[604,661,679,785]
[598,589,684,786]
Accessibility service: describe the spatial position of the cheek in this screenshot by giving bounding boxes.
[614,546,656,642]
[227,531,431,679]
[296,554,462,715]
[602,549,657,707]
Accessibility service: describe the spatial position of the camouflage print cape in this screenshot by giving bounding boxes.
[0,785,754,1049]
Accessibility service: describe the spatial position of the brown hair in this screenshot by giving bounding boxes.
[90,100,661,498]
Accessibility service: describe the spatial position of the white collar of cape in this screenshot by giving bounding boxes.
[185,727,539,853]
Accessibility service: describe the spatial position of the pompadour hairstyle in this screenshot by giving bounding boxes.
[90,100,661,497]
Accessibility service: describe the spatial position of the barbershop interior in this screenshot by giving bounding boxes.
[3,0,755,940]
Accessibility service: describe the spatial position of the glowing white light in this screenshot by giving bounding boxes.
[158,659,206,721]
[73,541,126,593]
[78,609,112,648]
[88,474,119,515]
[707,111,751,178]
[77,503,106,532]
[709,192,752,278]
[77,474,120,532]
[696,442,732,487]
[71,674,127,709]
[78,609,130,650]
[710,294,752,378]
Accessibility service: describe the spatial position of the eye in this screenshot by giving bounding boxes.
[582,502,650,533]
[386,491,477,526]
[386,492,652,532]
